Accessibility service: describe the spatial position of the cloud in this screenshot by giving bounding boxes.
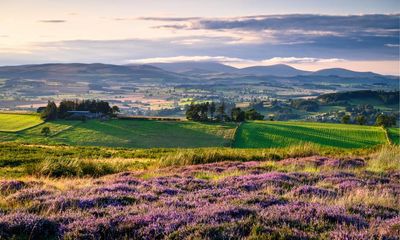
[138,17,201,21]
[38,20,67,23]
[261,57,345,64]
[126,55,346,66]
[147,14,399,51]
[126,55,247,64]
[157,14,399,32]
[385,43,400,47]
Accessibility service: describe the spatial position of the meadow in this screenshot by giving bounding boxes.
[0,118,236,148]
[0,113,43,132]
[0,113,395,150]
[234,121,388,148]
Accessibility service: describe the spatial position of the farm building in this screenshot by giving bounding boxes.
[67,111,103,119]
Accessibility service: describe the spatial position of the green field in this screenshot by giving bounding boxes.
[0,113,43,132]
[0,113,395,149]
[388,127,400,145]
[233,121,387,148]
[0,119,236,148]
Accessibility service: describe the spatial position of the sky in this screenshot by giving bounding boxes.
[0,0,399,74]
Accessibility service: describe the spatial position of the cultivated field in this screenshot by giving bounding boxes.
[0,113,397,149]
[234,121,388,148]
[388,127,400,145]
[0,113,43,132]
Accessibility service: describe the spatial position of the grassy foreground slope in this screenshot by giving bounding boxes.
[0,113,43,132]
[0,119,236,148]
[0,144,398,239]
[234,121,387,148]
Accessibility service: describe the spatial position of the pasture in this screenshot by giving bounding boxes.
[233,121,388,148]
[388,127,400,145]
[0,118,236,148]
[0,113,43,132]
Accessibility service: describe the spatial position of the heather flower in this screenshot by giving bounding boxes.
[290,185,337,198]
[348,204,399,220]
[0,180,26,194]
[0,213,58,240]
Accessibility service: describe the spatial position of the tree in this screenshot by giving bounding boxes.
[341,115,350,124]
[41,127,51,137]
[112,106,120,114]
[355,115,367,125]
[209,102,216,119]
[41,101,58,121]
[216,102,226,121]
[375,114,396,127]
[245,109,264,120]
[200,103,209,121]
[186,103,201,121]
[231,107,245,122]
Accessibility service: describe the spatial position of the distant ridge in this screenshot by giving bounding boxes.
[311,68,382,78]
[147,61,387,78]
[150,61,238,74]
[0,62,393,80]
[239,64,310,77]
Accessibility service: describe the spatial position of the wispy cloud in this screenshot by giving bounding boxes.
[38,19,67,23]
[261,57,345,64]
[138,17,201,21]
[146,14,400,49]
[127,55,246,64]
[126,55,345,65]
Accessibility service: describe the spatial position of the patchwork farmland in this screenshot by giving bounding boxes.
[0,113,396,148]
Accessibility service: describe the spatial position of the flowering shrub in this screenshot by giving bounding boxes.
[0,160,398,239]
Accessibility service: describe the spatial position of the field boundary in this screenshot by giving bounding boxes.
[117,115,185,121]
[230,122,242,147]
[382,127,393,145]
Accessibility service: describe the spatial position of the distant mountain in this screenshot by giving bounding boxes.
[238,64,310,77]
[0,63,185,82]
[311,68,382,78]
[150,62,238,74]
[149,62,389,79]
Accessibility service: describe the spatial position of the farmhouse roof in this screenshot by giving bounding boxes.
[67,111,91,113]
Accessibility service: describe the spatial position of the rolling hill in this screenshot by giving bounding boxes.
[0,63,187,83]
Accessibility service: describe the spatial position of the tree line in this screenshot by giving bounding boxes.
[40,100,119,121]
[318,90,399,105]
[185,102,264,122]
[341,113,397,127]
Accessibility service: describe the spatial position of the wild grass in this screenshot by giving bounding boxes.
[26,157,155,178]
[194,169,245,181]
[0,142,385,178]
[366,145,400,172]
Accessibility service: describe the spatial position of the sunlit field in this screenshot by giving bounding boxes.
[234,121,388,148]
[0,113,43,132]
[0,118,236,148]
